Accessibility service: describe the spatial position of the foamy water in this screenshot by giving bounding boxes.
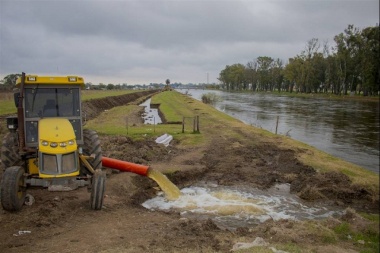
[142,183,343,228]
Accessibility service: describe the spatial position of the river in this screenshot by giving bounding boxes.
[177,89,379,173]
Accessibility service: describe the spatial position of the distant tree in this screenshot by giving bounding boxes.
[358,25,379,95]
[218,64,246,90]
[107,83,115,90]
[246,60,258,91]
[98,83,106,90]
[1,73,21,90]
[271,58,284,92]
[256,56,274,91]
[85,82,93,90]
[217,24,378,96]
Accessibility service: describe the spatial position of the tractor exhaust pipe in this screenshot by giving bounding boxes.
[17,72,26,153]
[102,157,149,176]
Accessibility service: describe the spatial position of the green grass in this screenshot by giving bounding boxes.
[0,101,16,115]
[81,90,137,101]
[84,102,205,146]
[151,91,198,122]
[0,92,16,115]
[333,221,379,253]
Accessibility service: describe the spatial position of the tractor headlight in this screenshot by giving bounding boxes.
[41,140,49,146]
[50,142,58,148]
[68,140,75,145]
[59,142,67,147]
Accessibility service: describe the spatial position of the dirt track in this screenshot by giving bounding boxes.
[0,92,379,253]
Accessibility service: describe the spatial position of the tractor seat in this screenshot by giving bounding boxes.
[43,99,58,117]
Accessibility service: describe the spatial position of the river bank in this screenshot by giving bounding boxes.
[178,89,379,173]
[0,90,379,253]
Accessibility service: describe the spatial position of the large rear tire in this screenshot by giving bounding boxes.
[82,129,102,174]
[1,166,26,211]
[1,132,21,174]
[90,169,105,210]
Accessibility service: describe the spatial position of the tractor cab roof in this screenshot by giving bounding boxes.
[16,75,85,89]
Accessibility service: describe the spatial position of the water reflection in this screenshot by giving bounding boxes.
[140,98,162,125]
[178,89,379,173]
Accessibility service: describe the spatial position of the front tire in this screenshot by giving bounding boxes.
[1,166,26,211]
[90,169,106,210]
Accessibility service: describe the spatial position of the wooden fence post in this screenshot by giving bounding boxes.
[275,116,279,134]
[126,117,128,135]
[182,116,185,133]
[196,115,200,133]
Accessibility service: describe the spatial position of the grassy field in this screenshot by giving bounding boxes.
[0,92,16,115]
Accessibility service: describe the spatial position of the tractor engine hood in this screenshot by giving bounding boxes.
[38,118,77,153]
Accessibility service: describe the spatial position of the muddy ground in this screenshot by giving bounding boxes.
[0,92,379,253]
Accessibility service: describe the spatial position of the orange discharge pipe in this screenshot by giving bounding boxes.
[102,157,149,176]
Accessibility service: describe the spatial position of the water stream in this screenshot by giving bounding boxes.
[147,168,181,201]
[140,98,162,125]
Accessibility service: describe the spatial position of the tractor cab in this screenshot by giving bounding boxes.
[19,76,84,146]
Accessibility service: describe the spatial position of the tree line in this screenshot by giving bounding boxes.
[218,25,379,96]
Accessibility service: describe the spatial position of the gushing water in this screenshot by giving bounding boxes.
[142,183,343,229]
[147,168,181,201]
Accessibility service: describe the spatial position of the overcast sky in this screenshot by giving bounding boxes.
[0,0,378,85]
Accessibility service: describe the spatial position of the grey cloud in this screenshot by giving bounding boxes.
[1,0,378,84]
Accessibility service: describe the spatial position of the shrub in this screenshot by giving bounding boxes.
[201,92,221,105]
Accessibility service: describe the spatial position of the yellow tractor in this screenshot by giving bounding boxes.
[1,73,105,211]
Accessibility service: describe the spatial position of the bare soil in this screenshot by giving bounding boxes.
[0,93,378,253]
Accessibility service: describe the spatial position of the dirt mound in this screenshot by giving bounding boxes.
[100,135,180,165]
[291,171,378,212]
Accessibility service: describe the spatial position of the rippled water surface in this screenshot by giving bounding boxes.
[177,89,379,173]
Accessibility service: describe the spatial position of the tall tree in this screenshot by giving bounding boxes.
[256,56,274,91]
[246,60,258,91]
[271,58,284,92]
[359,25,380,95]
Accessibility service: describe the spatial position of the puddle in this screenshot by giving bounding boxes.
[140,98,162,124]
[142,183,344,229]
